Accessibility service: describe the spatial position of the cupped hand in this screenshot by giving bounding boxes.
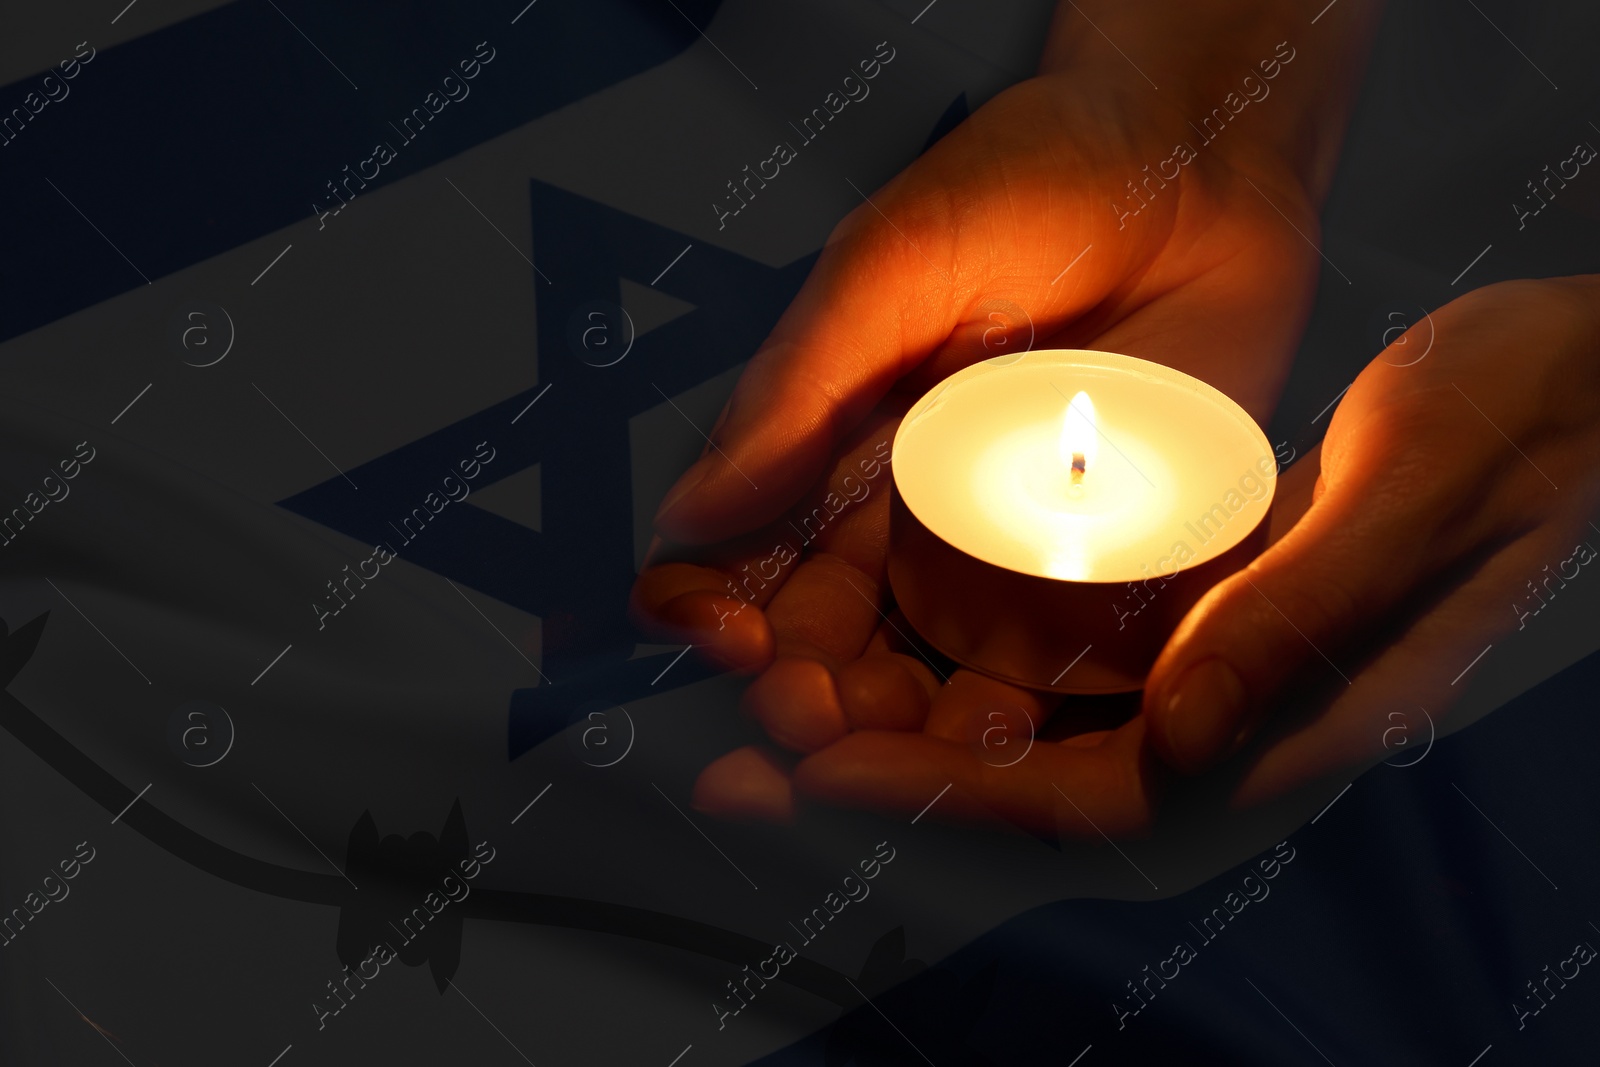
[656,69,1323,547]
[631,61,1335,829]
[1147,277,1600,804]
[773,277,1600,835]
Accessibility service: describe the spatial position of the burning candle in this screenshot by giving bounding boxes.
[887,349,1276,693]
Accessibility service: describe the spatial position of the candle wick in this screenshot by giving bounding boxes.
[1070,452,1086,484]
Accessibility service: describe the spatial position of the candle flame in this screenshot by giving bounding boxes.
[1060,391,1097,479]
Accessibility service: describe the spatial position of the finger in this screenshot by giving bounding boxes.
[630,536,790,673]
[743,597,939,755]
[1231,519,1588,808]
[1210,278,1600,792]
[740,658,848,755]
[1142,360,1520,774]
[793,717,1158,838]
[741,552,882,750]
[728,407,899,668]
[691,745,797,823]
[922,670,1056,746]
[764,552,886,666]
[835,651,940,732]
[649,235,946,545]
[741,427,903,747]
[632,413,899,671]
[1268,442,1321,543]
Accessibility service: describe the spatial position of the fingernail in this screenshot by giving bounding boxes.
[1160,658,1246,771]
[654,460,709,526]
[659,591,773,672]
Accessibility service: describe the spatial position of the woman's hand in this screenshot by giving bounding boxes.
[1152,277,1600,803]
[631,0,1383,827]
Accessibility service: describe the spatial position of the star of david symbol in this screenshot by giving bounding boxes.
[278,178,814,758]
[281,95,969,761]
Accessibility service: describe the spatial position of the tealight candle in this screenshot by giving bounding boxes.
[888,349,1276,694]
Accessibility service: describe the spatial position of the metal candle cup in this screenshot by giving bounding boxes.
[887,350,1276,694]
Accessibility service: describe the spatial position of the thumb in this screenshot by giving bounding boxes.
[1142,386,1493,773]
[652,219,958,545]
